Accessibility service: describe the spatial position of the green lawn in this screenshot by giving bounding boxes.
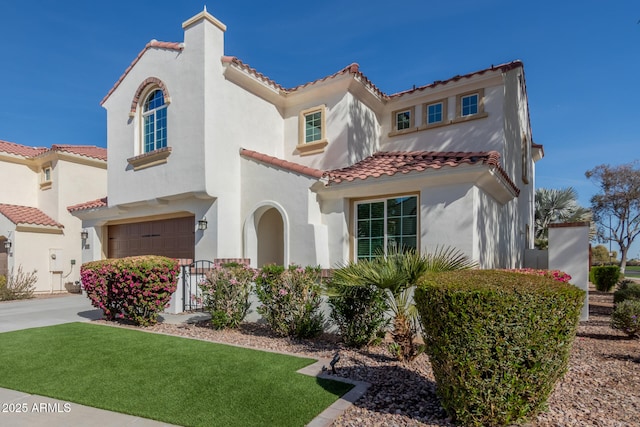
[0,323,352,426]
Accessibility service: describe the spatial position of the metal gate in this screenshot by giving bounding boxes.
[182,260,214,312]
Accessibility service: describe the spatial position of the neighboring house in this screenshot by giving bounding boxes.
[70,9,543,275]
[0,141,107,293]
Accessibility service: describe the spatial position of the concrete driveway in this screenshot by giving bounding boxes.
[0,294,102,333]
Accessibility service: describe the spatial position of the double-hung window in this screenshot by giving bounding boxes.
[426,99,448,125]
[461,93,479,117]
[297,105,328,155]
[355,196,418,261]
[456,88,485,120]
[391,106,415,134]
[396,110,411,131]
[305,110,322,143]
[142,89,167,153]
[40,165,53,190]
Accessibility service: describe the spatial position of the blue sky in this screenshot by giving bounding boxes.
[1,1,638,256]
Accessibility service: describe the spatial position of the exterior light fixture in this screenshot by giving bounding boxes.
[3,239,11,250]
[81,230,89,240]
[197,217,208,231]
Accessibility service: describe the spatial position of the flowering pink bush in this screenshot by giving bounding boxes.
[199,262,257,329]
[81,256,180,326]
[505,268,572,283]
[254,264,325,338]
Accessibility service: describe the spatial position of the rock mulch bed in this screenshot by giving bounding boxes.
[112,288,638,426]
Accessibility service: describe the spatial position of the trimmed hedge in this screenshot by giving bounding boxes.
[415,270,585,427]
[591,265,621,292]
[81,256,180,326]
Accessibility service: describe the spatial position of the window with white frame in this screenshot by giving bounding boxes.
[461,93,478,116]
[355,196,418,261]
[396,110,411,130]
[39,164,52,190]
[522,134,530,184]
[391,106,415,133]
[456,88,485,120]
[305,110,323,143]
[424,99,448,126]
[142,89,167,153]
[297,105,328,155]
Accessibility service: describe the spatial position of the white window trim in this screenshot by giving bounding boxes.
[141,89,168,154]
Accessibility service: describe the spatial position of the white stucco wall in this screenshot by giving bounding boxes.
[241,158,321,267]
[103,44,208,207]
[0,160,38,206]
[1,153,106,293]
[548,223,590,321]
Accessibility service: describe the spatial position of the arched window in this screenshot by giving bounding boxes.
[142,89,167,153]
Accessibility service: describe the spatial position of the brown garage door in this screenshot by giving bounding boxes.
[108,216,195,260]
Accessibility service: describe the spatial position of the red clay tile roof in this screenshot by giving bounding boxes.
[223,57,521,99]
[101,40,184,105]
[0,140,47,157]
[240,148,519,195]
[0,140,106,161]
[222,58,387,98]
[324,151,518,193]
[387,61,523,98]
[49,145,107,161]
[67,197,108,213]
[240,149,325,179]
[222,56,286,92]
[0,204,64,228]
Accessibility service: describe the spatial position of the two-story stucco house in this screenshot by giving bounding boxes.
[0,141,107,293]
[70,9,543,279]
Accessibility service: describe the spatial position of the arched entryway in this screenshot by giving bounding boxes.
[244,202,288,268]
[257,207,284,267]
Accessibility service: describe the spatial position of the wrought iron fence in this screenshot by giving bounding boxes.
[182,260,214,312]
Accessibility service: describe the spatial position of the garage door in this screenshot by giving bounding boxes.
[108,216,195,260]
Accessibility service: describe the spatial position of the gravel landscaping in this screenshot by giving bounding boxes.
[108,286,638,426]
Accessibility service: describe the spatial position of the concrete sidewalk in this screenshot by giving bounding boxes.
[0,388,178,426]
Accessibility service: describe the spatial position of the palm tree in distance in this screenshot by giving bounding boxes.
[534,187,592,249]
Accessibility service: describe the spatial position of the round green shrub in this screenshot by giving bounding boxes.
[611,299,640,337]
[328,283,389,348]
[591,265,621,292]
[415,270,585,427]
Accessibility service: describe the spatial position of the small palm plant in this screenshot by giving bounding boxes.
[332,246,476,361]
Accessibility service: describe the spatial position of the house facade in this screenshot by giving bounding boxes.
[70,9,542,273]
[0,141,107,292]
